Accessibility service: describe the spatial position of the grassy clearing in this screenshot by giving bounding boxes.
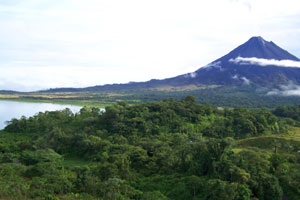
[151,84,221,92]
[62,154,90,168]
[62,158,89,168]
[234,128,300,155]
[0,90,145,107]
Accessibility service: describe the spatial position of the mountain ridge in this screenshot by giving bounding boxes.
[43,36,300,93]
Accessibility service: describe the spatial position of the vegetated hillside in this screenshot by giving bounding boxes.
[4,84,300,109]
[119,85,300,108]
[1,97,300,199]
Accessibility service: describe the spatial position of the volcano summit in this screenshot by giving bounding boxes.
[45,36,300,92]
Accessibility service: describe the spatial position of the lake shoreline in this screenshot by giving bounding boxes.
[0,100,83,130]
[0,98,110,108]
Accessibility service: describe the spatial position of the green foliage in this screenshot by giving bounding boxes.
[203,179,251,200]
[0,164,29,199]
[1,97,300,199]
[142,191,169,200]
[20,149,62,166]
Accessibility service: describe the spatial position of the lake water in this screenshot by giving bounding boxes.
[0,100,82,130]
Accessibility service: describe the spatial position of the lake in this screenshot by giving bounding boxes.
[0,100,82,130]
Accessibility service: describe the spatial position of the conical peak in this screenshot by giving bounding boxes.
[246,36,268,48]
[215,36,300,62]
[248,36,266,42]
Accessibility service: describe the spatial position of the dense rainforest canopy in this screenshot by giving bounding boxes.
[1,96,300,199]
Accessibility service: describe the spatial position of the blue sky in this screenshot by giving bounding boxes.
[1,0,300,91]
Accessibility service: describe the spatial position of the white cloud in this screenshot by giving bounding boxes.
[190,72,197,78]
[203,61,223,71]
[229,57,300,67]
[231,74,250,84]
[241,77,250,85]
[0,0,300,91]
[267,82,300,96]
[0,65,147,92]
[184,72,197,78]
[232,74,239,79]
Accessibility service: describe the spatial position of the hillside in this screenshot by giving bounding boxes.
[1,98,300,199]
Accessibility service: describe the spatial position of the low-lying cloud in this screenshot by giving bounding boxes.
[203,61,224,71]
[232,74,239,80]
[231,74,250,85]
[241,77,250,85]
[184,72,197,78]
[229,57,300,68]
[267,82,300,96]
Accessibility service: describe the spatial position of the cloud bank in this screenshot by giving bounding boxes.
[267,82,300,96]
[229,57,300,67]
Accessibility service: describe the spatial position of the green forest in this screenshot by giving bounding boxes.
[1,96,300,199]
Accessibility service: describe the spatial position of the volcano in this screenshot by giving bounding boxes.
[188,36,300,86]
[45,36,300,92]
[158,36,300,87]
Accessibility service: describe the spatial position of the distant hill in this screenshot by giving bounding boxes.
[43,36,300,93]
[0,90,22,94]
